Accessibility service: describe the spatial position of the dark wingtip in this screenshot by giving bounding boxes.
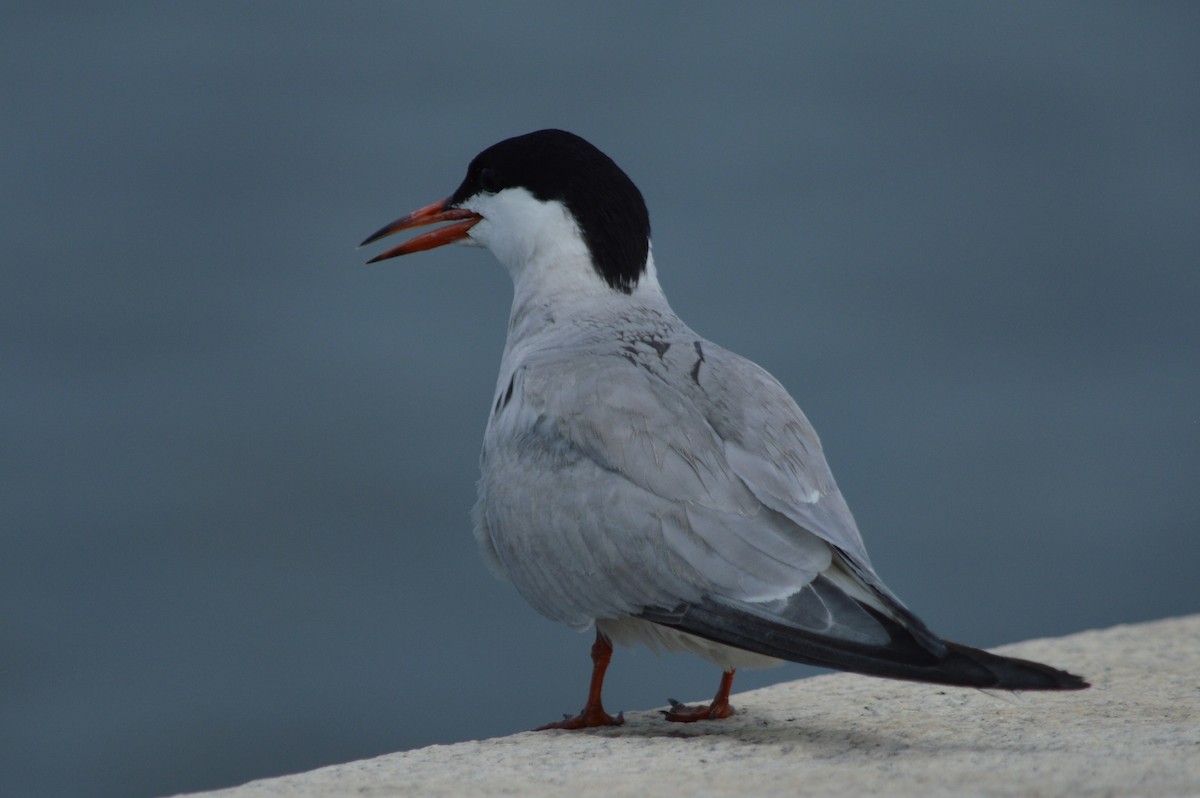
[941,641,1090,690]
[640,599,1091,692]
[1042,663,1090,690]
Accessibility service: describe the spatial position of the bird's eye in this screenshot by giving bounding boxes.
[479,167,501,193]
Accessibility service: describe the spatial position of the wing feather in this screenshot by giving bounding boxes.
[477,330,939,656]
[477,343,832,627]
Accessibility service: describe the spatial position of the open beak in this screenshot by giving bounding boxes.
[359,198,483,263]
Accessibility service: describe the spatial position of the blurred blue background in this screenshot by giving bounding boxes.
[3,3,1197,796]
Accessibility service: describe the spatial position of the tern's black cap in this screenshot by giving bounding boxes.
[448,129,651,293]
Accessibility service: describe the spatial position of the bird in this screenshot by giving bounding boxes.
[359,129,1088,730]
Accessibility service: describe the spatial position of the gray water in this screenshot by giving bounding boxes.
[3,4,1197,797]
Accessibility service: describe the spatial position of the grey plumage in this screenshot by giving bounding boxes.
[363,129,1087,706]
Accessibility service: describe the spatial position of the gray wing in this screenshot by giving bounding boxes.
[688,344,939,609]
[476,334,942,657]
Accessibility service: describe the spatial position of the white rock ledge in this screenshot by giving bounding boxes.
[179,615,1200,798]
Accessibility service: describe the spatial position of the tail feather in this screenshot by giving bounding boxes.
[639,598,1089,690]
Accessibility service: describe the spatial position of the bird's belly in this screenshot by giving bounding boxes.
[597,616,782,671]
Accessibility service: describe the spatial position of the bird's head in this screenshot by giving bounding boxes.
[360,129,652,295]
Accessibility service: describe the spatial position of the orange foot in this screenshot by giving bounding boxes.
[535,706,625,731]
[661,697,735,723]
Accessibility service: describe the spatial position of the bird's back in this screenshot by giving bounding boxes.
[474,300,897,635]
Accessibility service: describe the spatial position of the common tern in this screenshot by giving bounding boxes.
[361,129,1088,729]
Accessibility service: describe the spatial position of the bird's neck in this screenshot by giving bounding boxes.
[503,250,672,356]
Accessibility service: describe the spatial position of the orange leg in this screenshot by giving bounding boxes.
[535,630,625,730]
[662,669,737,723]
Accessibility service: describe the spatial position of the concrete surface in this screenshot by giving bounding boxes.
[178,615,1200,798]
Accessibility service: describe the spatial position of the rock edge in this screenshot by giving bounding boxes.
[177,615,1200,798]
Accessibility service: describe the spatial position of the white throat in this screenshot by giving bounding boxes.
[460,188,665,307]
[460,187,671,364]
